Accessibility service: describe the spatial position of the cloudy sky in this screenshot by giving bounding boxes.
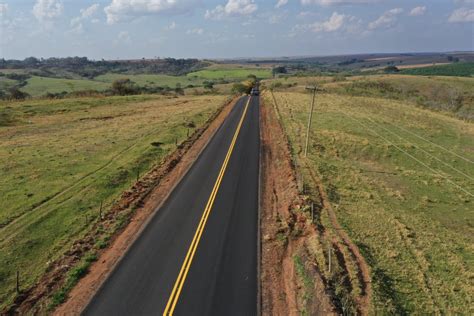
[0,0,473,60]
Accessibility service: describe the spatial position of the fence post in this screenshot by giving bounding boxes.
[328,243,332,274]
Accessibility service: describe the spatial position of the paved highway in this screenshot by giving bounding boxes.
[84,96,260,316]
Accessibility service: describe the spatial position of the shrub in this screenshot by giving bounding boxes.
[111,78,139,96]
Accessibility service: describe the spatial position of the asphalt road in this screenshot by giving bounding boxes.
[84,96,260,316]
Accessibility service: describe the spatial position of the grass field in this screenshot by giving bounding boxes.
[2,66,271,98]
[0,77,17,92]
[265,87,474,314]
[400,62,474,77]
[0,94,227,309]
[263,74,474,121]
[20,76,110,97]
[94,73,205,88]
[187,68,272,80]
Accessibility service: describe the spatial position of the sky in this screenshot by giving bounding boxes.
[0,0,473,60]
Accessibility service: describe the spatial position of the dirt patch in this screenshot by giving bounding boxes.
[78,115,117,121]
[3,96,238,315]
[260,95,336,315]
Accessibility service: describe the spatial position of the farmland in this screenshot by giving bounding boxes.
[265,74,474,121]
[0,94,227,309]
[187,67,272,80]
[21,76,110,97]
[0,67,270,98]
[94,73,205,88]
[263,78,473,313]
[400,62,474,77]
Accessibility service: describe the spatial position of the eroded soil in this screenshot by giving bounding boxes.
[260,95,336,315]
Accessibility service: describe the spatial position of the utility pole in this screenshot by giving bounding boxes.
[304,86,317,157]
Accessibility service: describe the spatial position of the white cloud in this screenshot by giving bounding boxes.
[81,4,100,19]
[409,6,426,16]
[448,7,474,22]
[165,21,177,30]
[268,13,283,24]
[295,11,362,34]
[311,12,346,32]
[301,0,380,5]
[205,0,257,20]
[275,0,288,9]
[454,0,474,5]
[368,7,403,30]
[187,28,204,35]
[0,3,8,16]
[118,31,131,41]
[33,0,63,22]
[104,0,198,24]
[71,4,100,28]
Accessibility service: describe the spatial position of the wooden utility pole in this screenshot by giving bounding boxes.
[328,243,332,274]
[304,86,317,157]
[99,201,103,220]
[16,270,20,293]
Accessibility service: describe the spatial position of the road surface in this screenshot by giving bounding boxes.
[84,96,260,316]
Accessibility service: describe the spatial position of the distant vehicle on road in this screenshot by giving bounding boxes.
[250,87,260,96]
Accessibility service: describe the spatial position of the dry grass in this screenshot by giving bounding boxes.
[0,94,227,309]
[264,88,474,314]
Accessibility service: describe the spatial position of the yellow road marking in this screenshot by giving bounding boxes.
[163,97,252,315]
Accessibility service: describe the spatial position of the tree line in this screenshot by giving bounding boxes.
[0,57,209,79]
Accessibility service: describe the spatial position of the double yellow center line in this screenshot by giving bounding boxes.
[163,97,252,315]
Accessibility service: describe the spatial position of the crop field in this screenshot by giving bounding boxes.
[20,76,110,97]
[0,94,227,308]
[94,73,205,88]
[187,68,272,80]
[400,62,474,77]
[264,87,473,313]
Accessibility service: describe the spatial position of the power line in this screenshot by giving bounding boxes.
[365,117,474,182]
[336,109,473,197]
[381,118,474,164]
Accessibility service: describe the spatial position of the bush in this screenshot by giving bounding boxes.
[232,83,250,94]
[5,73,31,81]
[203,81,214,89]
[384,66,400,73]
[8,87,29,100]
[111,78,139,95]
[272,66,287,77]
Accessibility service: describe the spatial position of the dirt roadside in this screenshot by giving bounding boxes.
[265,90,373,315]
[260,94,336,315]
[3,96,237,315]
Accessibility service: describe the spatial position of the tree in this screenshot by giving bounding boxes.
[272,66,287,77]
[8,87,29,100]
[247,74,257,81]
[232,83,249,94]
[175,83,184,95]
[384,66,400,73]
[111,79,138,95]
[203,81,214,89]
